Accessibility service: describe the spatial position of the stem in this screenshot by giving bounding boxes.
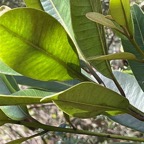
[111,73,126,97]
[19,121,144,142]
[85,63,105,86]
[128,105,144,121]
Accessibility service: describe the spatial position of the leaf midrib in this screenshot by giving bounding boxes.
[0,24,67,67]
[53,99,127,111]
[0,24,82,79]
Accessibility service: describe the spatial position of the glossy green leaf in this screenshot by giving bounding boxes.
[24,0,43,10]
[86,12,123,33]
[41,82,129,118]
[109,0,133,35]
[121,4,144,91]
[0,8,83,81]
[87,52,137,61]
[15,76,80,92]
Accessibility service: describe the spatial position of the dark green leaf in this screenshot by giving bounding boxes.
[110,114,144,133]
[15,76,80,92]
[122,4,144,91]
[41,82,129,118]
[70,0,113,78]
[70,0,124,97]
[6,75,19,91]
[70,0,125,96]
[0,8,82,81]
[0,74,30,120]
[0,104,11,126]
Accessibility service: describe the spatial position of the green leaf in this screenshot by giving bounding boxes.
[15,76,80,92]
[70,0,123,87]
[87,52,137,61]
[0,98,11,126]
[0,89,53,106]
[121,4,144,91]
[70,0,111,77]
[99,71,144,113]
[40,0,61,23]
[41,82,129,118]
[0,60,21,76]
[0,110,12,126]
[110,114,144,133]
[6,75,20,91]
[70,0,125,96]
[40,0,74,39]
[0,74,18,93]
[0,106,29,121]
[99,71,144,132]
[24,0,43,10]
[0,94,42,106]
[86,12,123,32]
[0,74,30,121]
[0,8,82,81]
[109,0,133,35]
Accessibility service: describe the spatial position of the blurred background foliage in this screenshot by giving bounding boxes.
[0,0,144,143]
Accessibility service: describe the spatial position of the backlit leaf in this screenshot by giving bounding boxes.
[110,0,133,35]
[0,8,82,81]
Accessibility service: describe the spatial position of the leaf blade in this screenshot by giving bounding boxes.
[87,52,137,61]
[0,8,82,81]
[122,4,144,91]
[41,82,129,118]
